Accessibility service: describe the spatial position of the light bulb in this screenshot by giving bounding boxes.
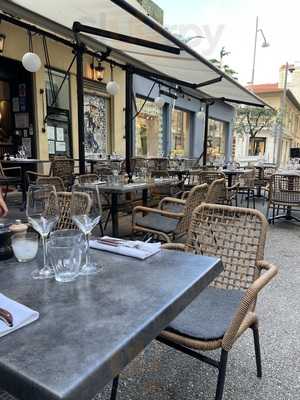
[22,52,42,73]
[155,96,165,108]
[106,81,120,96]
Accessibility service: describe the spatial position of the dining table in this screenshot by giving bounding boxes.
[0,248,222,400]
[95,178,180,237]
[221,168,253,187]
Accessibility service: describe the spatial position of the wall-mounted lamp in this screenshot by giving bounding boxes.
[91,57,105,82]
[0,33,6,54]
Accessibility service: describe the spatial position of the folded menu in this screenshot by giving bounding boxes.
[90,237,161,260]
[0,294,39,338]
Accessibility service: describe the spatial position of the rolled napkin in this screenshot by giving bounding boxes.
[90,236,161,260]
[0,294,39,338]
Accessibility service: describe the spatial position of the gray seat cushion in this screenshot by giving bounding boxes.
[166,287,244,341]
[163,203,185,213]
[135,213,178,234]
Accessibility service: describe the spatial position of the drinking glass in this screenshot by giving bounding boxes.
[11,232,39,262]
[71,185,101,275]
[48,230,84,282]
[26,185,59,279]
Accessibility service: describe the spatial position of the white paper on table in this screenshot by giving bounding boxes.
[90,237,161,260]
[0,294,39,338]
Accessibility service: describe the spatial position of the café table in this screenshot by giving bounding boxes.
[221,168,253,187]
[0,249,222,400]
[96,178,178,237]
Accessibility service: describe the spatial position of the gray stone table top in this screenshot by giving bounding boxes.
[92,179,178,193]
[0,249,222,400]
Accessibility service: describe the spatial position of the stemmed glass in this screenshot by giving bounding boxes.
[26,185,59,279]
[71,185,102,275]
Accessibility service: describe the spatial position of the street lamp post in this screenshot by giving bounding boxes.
[250,16,270,84]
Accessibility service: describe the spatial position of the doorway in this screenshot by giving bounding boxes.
[0,56,35,158]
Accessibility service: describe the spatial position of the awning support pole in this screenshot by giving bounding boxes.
[203,103,210,166]
[125,68,134,183]
[73,29,86,174]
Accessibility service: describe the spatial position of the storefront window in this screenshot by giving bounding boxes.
[171,109,190,157]
[84,91,111,158]
[135,98,164,157]
[207,119,227,162]
[249,137,266,156]
[45,69,72,157]
[45,69,70,110]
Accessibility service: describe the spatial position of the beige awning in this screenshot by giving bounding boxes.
[3,0,267,106]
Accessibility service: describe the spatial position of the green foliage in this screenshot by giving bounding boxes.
[235,106,277,138]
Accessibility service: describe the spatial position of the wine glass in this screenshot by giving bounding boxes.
[71,185,102,275]
[26,185,59,279]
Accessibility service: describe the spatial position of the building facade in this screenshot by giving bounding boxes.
[234,83,300,166]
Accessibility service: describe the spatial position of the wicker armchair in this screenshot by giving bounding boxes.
[0,162,23,200]
[158,203,278,400]
[238,168,256,208]
[26,157,75,189]
[132,184,208,242]
[206,178,238,206]
[36,176,65,192]
[47,191,91,231]
[266,173,300,223]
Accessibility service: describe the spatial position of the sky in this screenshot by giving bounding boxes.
[155,0,300,85]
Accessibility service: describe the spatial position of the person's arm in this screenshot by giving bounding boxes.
[0,189,8,217]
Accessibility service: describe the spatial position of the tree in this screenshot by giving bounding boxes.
[234,106,277,156]
[210,47,239,80]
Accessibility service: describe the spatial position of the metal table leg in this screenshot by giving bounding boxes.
[142,188,148,206]
[111,192,119,237]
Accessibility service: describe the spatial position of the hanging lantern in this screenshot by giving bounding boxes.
[22,52,42,73]
[22,31,41,73]
[196,107,206,121]
[0,33,6,54]
[106,81,120,96]
[95,62,105,82]
[154,96,165,108]
[106,64,119,96]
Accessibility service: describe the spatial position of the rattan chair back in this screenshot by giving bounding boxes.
[176,184,208,234]
[198,171,226,185]
[269,173,300,204]
[184,170,203,187]
[37,176,65,192]
[263,166,277,181]
[239,168,256,189]
[78,174,98,184]
[0,162,5,177]
[47,191,91,231]
[186,203,268,290]
[50,157,74,188]
[205,178,227,204]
